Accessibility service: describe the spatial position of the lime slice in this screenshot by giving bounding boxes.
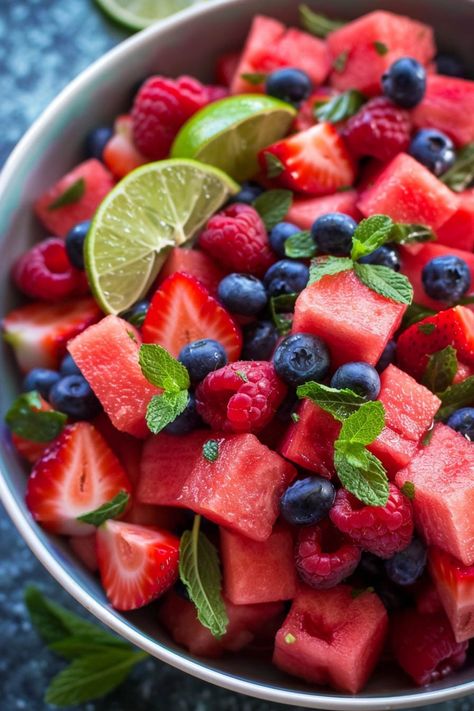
[171,95,296,182]
[94,0,201,31]
[85,159,238,315]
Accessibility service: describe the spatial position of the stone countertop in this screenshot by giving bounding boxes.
[0,1,473,709]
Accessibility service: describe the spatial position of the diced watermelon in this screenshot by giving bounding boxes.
[286,190,361,230]
[34,159,114,238]
[273,585,388,693]
[103,115,146,179]
[396,424,474,566]
[220,524,297,605]
[69,534,98,572]
[437,190,474,252]
[412,75,474,147]
[429,546,474,643]
[368,427,419,478]
[231,16,330,95]
[292,268,406,367]
[216,51,241,87]
[138,431,296,541]
[358,153,460,230]
[327,11,435,96]
[156,247,226,297]
[68,315,159,438]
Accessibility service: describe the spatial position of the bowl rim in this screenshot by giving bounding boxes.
[1,0,474,707]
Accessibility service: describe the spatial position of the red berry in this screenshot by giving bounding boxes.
[131,75,209,160]
[199,204,275,277]
[342,97,412,163]
[195,361,287,433]
[206,85,229,102]
[295,520,361,589]
[329,484,414,559]
[13,238,84,301]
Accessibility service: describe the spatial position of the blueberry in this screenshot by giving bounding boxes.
[178,338,227,384]
[446,407,474,440]
[376,340,397,373]
[263,260,309,297]
[422,255,471,302]
[122,300,150,328]
[273,332,330,386]
[65,220,90,270]
[311,213,357,257]
[331,362,381,401]
[373,579,410,612]
[385,539,427,586]
[59,353,82,377]
[435,53,466,78]
[217,274,267,316]
[359,245,401,271]
[409,129,456,176]
[228,181,264,205]
[269,222,301,258]
[22,368,60,400]
[49,375,101,420]
[265,68,313,106]
[280,476,335,526]
[164,393,202,435]
[382,57,426,108]
[84,126,113,161]
[242,320,278,360]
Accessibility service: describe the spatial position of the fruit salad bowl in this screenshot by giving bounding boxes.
[1,0,474,708]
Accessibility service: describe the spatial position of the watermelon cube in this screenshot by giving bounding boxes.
[368,427,419,478]
[396,424,474,566]
[327,11,434,96]
[220,524,297,605]
[292,269,406,367]
[286,190,361,230]
[412,75,474,147]
[68,315,159,438]
[156,247,226,297]
[103,114,146,179]
[69,534,98,572]
[437,189,474,252]
[358,153,460,230]
[138,431,296,541]
[429,546,474,643]
[34,159,114,238]
[273,585,388,693]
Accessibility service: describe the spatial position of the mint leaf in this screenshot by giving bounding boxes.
[270,293,297,336]
[146,390,189,434]
[436,376,474,421]
[179,515,228,639]
[203,439,219,462]
[299,4,345,37]
[401,481,415,500]
[77,491,130,527]
[314,90,366,124]
[296,381,366,421]
[389,223,436,246]
[261,152,284,179]
[241,72,266,85]
[373,41,389,55]
[47,178,85,211]
[284,230,317,259]
[308,256,353,285]
[337,401,385,447]
[400,303,436,330]
[333,51,348,73]
[441,141,474,193]
[335,448,389,506]
[235,370,248,382]
[5,391,67,443]
[291,412,300,423]
[354,263,413,304]
[422,427,435,446]
[139,344,189,392]
[284,632,296,644]
[351,215,394,261]
[422,346,458,394]
[48,635,131,661]
[253,189,293,231]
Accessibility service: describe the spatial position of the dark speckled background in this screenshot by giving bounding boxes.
[0,1,473,709]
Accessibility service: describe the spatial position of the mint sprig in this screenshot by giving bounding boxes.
[296,381,366,420]
[139,344,190,434]
[441,142,474,193]
[299,3,345,37]
[284,230,317,259]
[422,346,458,394]
[436,376,474,421]
[374,41,389,56]
[253,189,293,231]
[5,391,67,442]
[241,72,266,85]
[336,400,385,446]
[353,263,413,305]
[351,215,394,261]
[400,303,436,330]
[308,256,353,285]
[203,439,219,462]
[270,293,297,335]
[314,90,366,124]
[261,152,285,179]
[47,178,85,211]
[77,490,130,527]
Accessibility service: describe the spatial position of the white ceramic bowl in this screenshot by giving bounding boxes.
[1,1,474,708]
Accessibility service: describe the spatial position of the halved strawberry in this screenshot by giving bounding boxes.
[259,123,356,196]
[156,246,227,297]
[429,546,474,643]
[2,297,102,372]
[103,114,147,179]
[25,422,132,536]
[11,396,54,464]
[142,272,242,360]
[96,520,179,610]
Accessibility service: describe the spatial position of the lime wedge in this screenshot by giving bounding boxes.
[94,0,200,31]
[85,159,238,315]
[171,95,296,182]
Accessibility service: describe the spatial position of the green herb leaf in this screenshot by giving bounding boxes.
[441,142,474,193]
[77,491,130,527]
[308,256,353,285]
[353,263,413,305]
[436,376,474,421]
[351,215,394,261]
[5,391,67,443]
[139,344,190,392]
[296,381,366,421]
[253,189,293,231]
[400,303,437,330]
[47,178,85,211]
[314,89,366,123]
[389,223,436,246]
[203,439,219,462]
[48,635,131,661]
[418,322,436,335]
[336,401,385,447]
[299,3,345,37]
[261,151,285,178]
[284,632,297,644]
[270,293,297,336]
[146,390,189,434]
[422,346,458,394]
[373,41,388,55]
[335,448,389,507]
[179,515,228,639]
[421,427,435,446]
[333,51,348,73]
[284,230,317,259]
[241,72,267,85]
[351,586,375,599]
[235,370,248,382]
[291,412,300,423]
[400,481,415,500]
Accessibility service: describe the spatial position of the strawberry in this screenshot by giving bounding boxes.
[259,123,356,196]
[96,520,179,610]
[103,114,147,179]
[11,396,53,464]
[142,272,242,361]
[25,422,132,536]
[2,297,102,372]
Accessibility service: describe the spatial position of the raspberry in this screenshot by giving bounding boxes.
[13,238,84,301]
[206,85,229,102]
[195,361,287,433]
[329,484,414,559]
[295,520,361,589]
[132,75,209,160]
[199,204,275,277]
[342,97,412,163]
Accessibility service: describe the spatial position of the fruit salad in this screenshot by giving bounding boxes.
[3,4,474,695]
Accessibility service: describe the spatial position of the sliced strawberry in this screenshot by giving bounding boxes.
[96,520,179,610]
[156,247,227,297]
[69,534,98,572]
[2,297,102,372]
[142,272,242,360]
[25,422,132,536]
[259,123,356,196]
[103,114,147,179]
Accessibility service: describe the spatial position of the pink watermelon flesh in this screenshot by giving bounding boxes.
[68,534,98,572]
[273,585,388,693]
[358,153,460,230]
[412,75,474,147]
[286,190,361,230]
[327,11,434,96]
[396,424,474,566]
[437,189,474,252]
[138,431,296,541]
[292,268,406,367]
[34,159,114,238]
[429,546,474,643]
[68,315,159,438]
[220,524,297,605]
[367,427,419,478]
